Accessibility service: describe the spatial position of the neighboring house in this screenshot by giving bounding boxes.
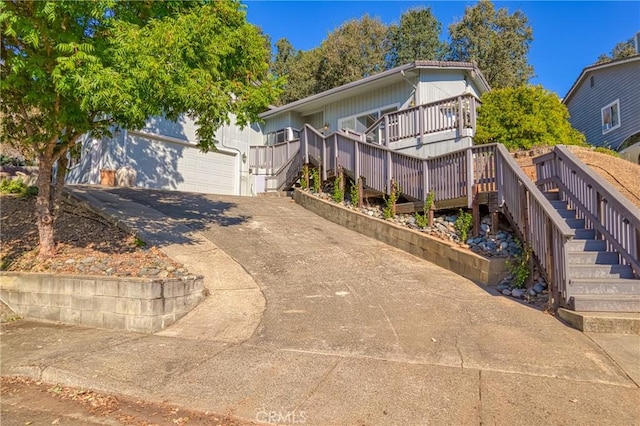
[563,41,640,159]
[68,60,489,195]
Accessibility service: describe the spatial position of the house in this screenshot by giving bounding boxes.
[67,61,489,195]
[563,35,640,160]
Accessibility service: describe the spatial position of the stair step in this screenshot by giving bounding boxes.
[570,295,640,313]
[543,191,560,201]
[568,251,620,264]
[569,264,635,279]
[557,209,577,219]
[565,218,586,229]
[569,278,640,295]
[573,229,596,240]
[550,200,568,209]
[567,239,607,252]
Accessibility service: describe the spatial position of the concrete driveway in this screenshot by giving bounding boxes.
[3,187,639,425]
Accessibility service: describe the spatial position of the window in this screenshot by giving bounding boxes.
[590,76,594,88]
[338,104,398,144]
[601,99,621,134]
[265,128,300,145]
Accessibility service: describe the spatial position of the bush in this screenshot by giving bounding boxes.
[454,209,473,242]
[0,178,38,198]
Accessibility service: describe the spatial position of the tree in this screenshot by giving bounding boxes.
[475,85,586,151]
[387,7,446,68]
[1,0,280,256]
[271,38,296,81]
[448,0,533,89]
[596,38,637,64]
[279,48,323,105]
[315,15,390,93]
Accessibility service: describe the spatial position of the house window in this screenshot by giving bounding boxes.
[590,76,594,87]
[601,99,621,134]
[338,104,399,144]
[265,128,300,145]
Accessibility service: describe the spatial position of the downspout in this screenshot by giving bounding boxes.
[219,126,244,196]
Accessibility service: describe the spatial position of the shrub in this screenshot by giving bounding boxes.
[454,209,473,242]
[332,174,344,203]
[0,178,38,198]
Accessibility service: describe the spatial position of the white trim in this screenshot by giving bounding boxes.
[601,99,621,135]
[337,102,400,131]
[128,129,238,156]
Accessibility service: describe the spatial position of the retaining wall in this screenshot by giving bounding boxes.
[294,189,508,285]
[0,273,206,333]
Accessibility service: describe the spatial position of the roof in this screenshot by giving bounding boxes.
[563,55,640,104]
[259,61,490,119]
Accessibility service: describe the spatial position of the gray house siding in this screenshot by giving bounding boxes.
[565,59,640,150]
[418,69,481,104]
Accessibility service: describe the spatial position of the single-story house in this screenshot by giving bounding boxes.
[563,35,640,161]
[67,60,490,195]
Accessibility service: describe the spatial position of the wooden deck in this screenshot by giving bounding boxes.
[249,102,640,312]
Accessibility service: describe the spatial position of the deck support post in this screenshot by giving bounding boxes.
[391,178,397,216]
[304,164,310,191]
[386,151,392,195]
[338,166,345,201]
[418,105,424,145]
[546,217,560,312]
[466,147,474,208]
[354,140,360,180]
[471,184,480,238]
[428,205,434,228]
[422,159,429,202]
[358,177,364,208]
[491,211,500,237]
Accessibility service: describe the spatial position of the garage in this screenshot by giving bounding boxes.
[126,130,238,195]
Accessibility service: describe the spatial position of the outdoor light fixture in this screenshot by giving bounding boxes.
[242,152,247,163]
[323,123,329,131]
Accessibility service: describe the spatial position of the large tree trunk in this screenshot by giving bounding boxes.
[35,154,56,258]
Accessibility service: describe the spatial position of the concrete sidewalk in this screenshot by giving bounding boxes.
[2,186,639,425]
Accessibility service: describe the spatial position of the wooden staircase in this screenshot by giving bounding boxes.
[543,191,640,312]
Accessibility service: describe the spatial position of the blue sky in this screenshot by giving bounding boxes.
[244,1,640,97]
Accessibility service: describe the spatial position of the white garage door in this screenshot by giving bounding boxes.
[127,132,238,195]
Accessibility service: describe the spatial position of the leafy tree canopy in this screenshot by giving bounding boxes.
[0,0,280,255]
[387,7,446,68]
[448,0,533,88]
[315,15,390,93]
[596,38,637,64]
[475,85,586,151]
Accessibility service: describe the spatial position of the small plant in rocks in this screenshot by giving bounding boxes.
[311,167,321,193]
[349,179,360,206]
[415,190,435,229]
[332,174,344,203]
[506,239,531,289]
[454,209,473,242]
[0,178,38,198]
[300,164,310,190]
[382,181,401,219]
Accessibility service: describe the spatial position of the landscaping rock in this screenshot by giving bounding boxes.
[533,283,545,294]
[511,288,525,298]
[502,289,512,296]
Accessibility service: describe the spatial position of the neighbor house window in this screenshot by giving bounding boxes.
[590,76,594,87]
[601,99,620,134]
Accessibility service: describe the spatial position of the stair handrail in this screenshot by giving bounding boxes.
[495,144,575,306]
[534,146,640,277]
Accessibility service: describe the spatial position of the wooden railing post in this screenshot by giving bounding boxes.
[466,147,474,208]
[286,140,290,160]
[354,141,360,181]
[546,218,559,311]
[422,159,429,202]
[270,145,275,173]
[418,105,425,145]
[304,127,309,164]
[386,150,392,195]
[384,115,390,147]
[334,133,338,172]
[457,96,464,134]
[322,137,327,181]
[357,177,364,208]
[470,96,477,131]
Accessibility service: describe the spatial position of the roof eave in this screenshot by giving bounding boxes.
[563,55,640,104]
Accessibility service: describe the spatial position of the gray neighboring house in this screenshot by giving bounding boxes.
[563,44,640,154]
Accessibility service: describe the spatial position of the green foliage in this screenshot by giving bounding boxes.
[596,38,637,64]
[448,0,534,88]
[332,174,344,203]
[382,181,401,219]
[311,167,321,193]
[1,0,280,253]
[349,179,360,206]
[0,178,38,198]
[506,240,531,289]
[315,15,390,93]
[454,209,473,243]
[133,236,147,248]
[475,85,586,150]
[414,190,435,228]
[387,7,446,68]
[593,147,621,157]
[300,164,310,190]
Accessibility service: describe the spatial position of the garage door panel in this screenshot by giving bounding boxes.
[127,135,237,195]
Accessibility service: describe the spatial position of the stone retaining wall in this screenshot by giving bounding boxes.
[294,189,508,285]
[0,273,206,332]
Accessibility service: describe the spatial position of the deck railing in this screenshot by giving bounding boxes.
[535,146,640,278]
[249,139,301,171]
[364,94,479,146]
[250,125,583,308]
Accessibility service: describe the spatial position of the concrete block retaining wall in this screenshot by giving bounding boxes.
[294,189,508,285]
[0,273,206,333]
